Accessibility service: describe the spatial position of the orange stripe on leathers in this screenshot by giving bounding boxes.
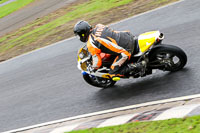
[87,36,101,55]
[111,56,119,70]
[96,36,131,59]
[87,36,102,68]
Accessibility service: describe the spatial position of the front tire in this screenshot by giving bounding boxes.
[83,74,116,88]
[149,44,187,72]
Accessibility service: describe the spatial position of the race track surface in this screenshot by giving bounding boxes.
[0,0,200,132]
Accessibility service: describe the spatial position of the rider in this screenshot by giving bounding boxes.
[74,20,144,80]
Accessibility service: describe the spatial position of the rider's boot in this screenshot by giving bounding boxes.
[110,61,146,81]
[109,66,124,81]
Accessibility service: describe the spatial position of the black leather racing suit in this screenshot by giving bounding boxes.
[87,24,136,76]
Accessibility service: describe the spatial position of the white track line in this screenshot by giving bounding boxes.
[4,93,200,133]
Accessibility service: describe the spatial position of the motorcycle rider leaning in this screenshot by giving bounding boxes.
[74,20,144,80]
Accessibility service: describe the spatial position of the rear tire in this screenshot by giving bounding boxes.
[149,44,187,72]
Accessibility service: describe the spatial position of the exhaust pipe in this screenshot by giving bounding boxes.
[158,33,164,40]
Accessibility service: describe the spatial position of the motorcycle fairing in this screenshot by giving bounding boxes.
[138,31,160,53]
[77,47,89,71]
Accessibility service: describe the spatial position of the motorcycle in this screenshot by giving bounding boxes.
[77,31,187,88]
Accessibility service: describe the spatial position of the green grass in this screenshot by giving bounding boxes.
[0,0,34,18]
[0,0,9,4]
[0,0,134,52]
[67,115,200,133]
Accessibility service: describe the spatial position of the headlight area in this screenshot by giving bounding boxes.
[79,52,85,59]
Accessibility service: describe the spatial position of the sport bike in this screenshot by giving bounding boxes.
[77,31,187,88]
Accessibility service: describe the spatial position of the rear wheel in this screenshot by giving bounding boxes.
[83,74,116,88]
[148,44,187,72]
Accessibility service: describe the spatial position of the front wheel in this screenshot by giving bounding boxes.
[83,74,116,88]
[148,44,187,72]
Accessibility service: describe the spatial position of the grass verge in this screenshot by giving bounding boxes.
[0,0,9,4]
[0,0,35,18]
[67,115,200,133]
[0,0,178,61]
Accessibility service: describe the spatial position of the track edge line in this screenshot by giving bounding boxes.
[4,93,200,133]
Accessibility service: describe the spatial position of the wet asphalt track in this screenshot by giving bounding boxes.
[0,0,200,132]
